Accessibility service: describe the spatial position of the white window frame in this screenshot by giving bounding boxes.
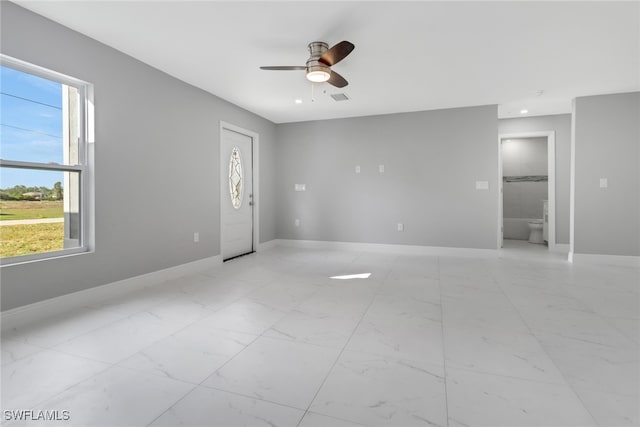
[0,54,95,266]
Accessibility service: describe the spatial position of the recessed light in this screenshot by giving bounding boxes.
[520,109,528,114]
[295,99,302,104]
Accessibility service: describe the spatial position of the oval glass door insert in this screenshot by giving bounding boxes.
[229,147,243,209]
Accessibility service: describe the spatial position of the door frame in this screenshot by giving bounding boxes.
[219,121,260,259]
[498,131,556,250]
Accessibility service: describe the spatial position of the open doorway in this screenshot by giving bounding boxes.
[498,131,556,251]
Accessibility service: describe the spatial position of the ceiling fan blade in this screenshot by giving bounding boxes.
[327,70,348,88]
[260,66,306,70]
[319,41,355,66]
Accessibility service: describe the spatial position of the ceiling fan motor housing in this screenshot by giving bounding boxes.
[308,41,329,59]
[306,42,331,81]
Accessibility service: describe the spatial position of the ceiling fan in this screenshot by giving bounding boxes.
[260,41,355,88]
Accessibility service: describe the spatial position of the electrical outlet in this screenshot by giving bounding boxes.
[379,164,385,173]
[475,181,489,190]
[600,178,608,188]
[193,232,199,243]
[355,165,361,174]
[295,219,300,227]
[397,223,404,232]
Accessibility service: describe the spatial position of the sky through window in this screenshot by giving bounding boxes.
[1,65,64,188]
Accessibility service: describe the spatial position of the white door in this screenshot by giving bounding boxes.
[221,128,253,260]
[498,139,504,248]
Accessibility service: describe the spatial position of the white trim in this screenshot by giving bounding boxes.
[0,54,90,88]
[273,239,498,258]
[497,136,503,248]
[0,159,83,172]
[1,255,222,330]
[569,99,577,263]
[0,54,95,267]
[548,133,556,251]
[571,253,640,267]
[0,246,88,267]
[219,121,260,260]
[498,131,557,251]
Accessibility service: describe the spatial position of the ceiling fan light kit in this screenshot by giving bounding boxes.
[306,64,330,83]
[260,40,354,88]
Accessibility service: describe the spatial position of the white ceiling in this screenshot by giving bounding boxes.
[15,1,640,124]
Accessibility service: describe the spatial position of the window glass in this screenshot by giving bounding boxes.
[0,168,81,258]
[0,60,88,262]
[1,66,76,165]
[229,147,243,209]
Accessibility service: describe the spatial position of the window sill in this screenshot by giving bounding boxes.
[0,247,93,267]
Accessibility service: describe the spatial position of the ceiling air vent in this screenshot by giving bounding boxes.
[330,93,350,102]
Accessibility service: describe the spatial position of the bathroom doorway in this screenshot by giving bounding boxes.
[498,131,556,250]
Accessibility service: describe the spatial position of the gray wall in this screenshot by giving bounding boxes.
[502,137,549,178]
[499,114,571,244]
[0,3,277,310]
[275,105,499,249]
[502,137,548,219]
[573,92,640,256]
[502,138,548,240]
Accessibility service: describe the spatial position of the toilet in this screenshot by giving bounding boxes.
[527,219,544,244]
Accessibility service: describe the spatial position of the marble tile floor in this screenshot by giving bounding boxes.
[1,246,638,426]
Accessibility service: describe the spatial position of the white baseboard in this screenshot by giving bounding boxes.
[273,239,497,258]
[571,253,640,267]
[1,255,222,331]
